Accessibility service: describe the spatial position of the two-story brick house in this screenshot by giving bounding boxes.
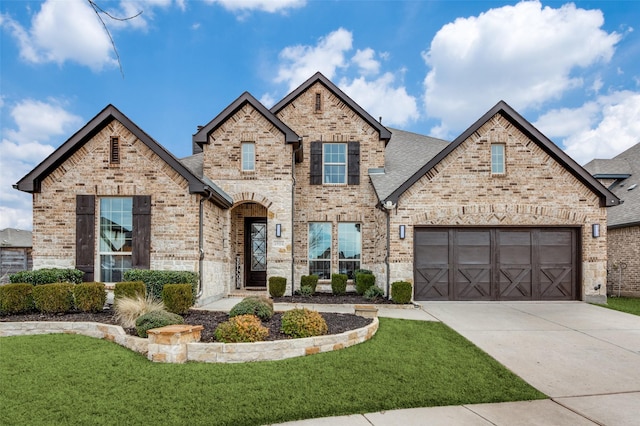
[15,72,619,303]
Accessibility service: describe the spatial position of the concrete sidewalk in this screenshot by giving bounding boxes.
[201,298,640,425]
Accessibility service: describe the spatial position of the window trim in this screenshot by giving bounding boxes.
[241,142,255,172]
[322,143,347,184]
[491,143,506,175]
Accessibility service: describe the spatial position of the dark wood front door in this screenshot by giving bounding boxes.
[245,218,267,288]
[414,227,578,301]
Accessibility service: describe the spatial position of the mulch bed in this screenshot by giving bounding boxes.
[273,292,396,305]
[1,307,373,343]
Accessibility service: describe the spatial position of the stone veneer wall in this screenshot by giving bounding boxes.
[32,119,219,283]
[607,225,640,297]
[389,114,608,302]
[275,82,388,290]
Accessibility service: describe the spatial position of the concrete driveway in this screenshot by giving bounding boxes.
[419,301,640,425]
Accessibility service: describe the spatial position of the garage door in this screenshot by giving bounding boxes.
[414,228,579,301]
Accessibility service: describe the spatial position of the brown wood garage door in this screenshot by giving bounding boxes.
[414,227,579,301]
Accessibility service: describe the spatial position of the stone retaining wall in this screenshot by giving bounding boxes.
[0,317,379,364]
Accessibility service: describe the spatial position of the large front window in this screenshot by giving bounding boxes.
[308,222,332,279]
[338,223,361,279]
[99,197,132,282]
[323,143,346,184]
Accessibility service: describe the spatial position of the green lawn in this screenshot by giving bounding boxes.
[0,318,544,426]
[597,296,640,316]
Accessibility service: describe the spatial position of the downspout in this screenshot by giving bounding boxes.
[381,200,396,298]
[197,191,214,300]
[291,140,299,296]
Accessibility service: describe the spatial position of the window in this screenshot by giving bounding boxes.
[242,142,255,171]
[338,223,361,279]
[99,197,133,282]
[308,222,331,279]
[491,144,505,174]
[110,137,120,164]
[323,143,346,184]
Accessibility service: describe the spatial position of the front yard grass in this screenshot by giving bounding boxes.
[0,318,545,426]
[597,296,640,316]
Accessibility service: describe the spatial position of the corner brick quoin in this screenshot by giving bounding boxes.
[0,318,379,364]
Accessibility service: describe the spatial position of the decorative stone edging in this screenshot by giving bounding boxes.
[0,317,379,364]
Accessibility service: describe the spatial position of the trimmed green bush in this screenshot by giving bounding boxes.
[32,283,74,313]
[162,284,194,315]
[0,283,34,314]
[364,285,385,301]
[281,308,328,338]
[355,272,375,295]
[214,314,269,343]
[331,274,348,296]
[300,275,319,293]
[114,281,146,300]
[10,268,83,285]
[354,269,373,275]
[135,310,184,338]
[268,276,287,297]
[229,296,274,321]
[391,281,412,304]
[124,270,198,301]
[298,285,314,297]
[74,282,106,313]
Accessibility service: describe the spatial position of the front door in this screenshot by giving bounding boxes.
[245,218,267,288]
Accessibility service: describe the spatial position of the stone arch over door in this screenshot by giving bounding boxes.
[230,201,268,289]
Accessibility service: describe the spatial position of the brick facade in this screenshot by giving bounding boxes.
[607,225,640,297]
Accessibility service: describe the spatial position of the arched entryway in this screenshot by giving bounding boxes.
[231,202,268,289]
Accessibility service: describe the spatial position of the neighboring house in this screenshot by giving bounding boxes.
[584,143,640,297]
[14,72,619,303]
[0,228,33,283]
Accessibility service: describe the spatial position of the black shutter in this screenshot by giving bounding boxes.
[310,141,322,185]
[348,141,360,185]
[132,195,151,270]
[76,195,95,282]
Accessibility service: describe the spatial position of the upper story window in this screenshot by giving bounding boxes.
[110,137,120,164]
[323,143,346,184]
[99,197,132,282]
[491,143,505,174]
[242,142,255,171]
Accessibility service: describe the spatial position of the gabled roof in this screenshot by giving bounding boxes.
[14,104,233,209]
[382,100,620,208]
[586,143,640,228]
[0,228,32,247]
[192,92,300,151]
[270,72,392,143]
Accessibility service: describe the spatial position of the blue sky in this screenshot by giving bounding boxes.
[1,0,639,230]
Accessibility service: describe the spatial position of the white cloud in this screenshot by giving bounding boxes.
[542,91,640,165]
[352,48,380,75]
[0,99,82,230]
[205,0,306,14]
[275,28,353,92]
[340,73,419,127]
[422,0,621,138]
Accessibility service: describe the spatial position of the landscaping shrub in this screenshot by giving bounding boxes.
[268,276,287,297]
[280,308,328,338]
[135,310,184,338]
[0,283,34,314]
[32,283,74,314]
[114,295,165,328]
[331,274,348,296]
[10,268,83,285]
[299,285,314,297]
[123,270,198,301]
[300,275,319,293]
[114,281,146,300]
[364,285,385,301]
[214,314,269,343]
[162,284,194,315]
[74,282,106,313]
[391,281,412,304]
[355,272,375,295]
[229,296,274,321]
